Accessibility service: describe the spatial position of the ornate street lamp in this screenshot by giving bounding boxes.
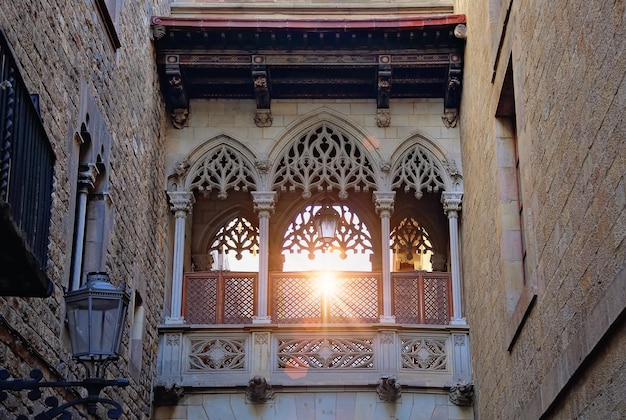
[314,203,340,243]
[65,272,130,377]
[0,272,131,419]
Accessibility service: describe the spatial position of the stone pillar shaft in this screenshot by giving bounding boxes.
[442,192,466,325]
[166,191,194,324]
[252,192,276,324]
[374,192,396,323]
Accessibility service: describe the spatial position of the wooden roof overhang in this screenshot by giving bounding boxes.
[150,14,466,128]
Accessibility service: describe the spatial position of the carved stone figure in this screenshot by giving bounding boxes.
[246,375,273,403]
[442,109,458,128]
[254,109,273,127]
[449,382,474,406]
[377,375,401,402]
[153,381,185,406]
[376,109,391,127]
[171,108,189,129]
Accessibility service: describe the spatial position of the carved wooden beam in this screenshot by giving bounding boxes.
[252,55,272,127]
[442,53,462,128]
[377,55,392,127]
[165,55,189,129]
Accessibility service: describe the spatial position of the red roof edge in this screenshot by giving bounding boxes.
[150,14,466,31]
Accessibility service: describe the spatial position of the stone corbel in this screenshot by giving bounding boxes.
[376,375,401,402]
[153,381,185,406]
[442,108,458,128]
[376,55,392,127]
[449,382,474,406]
[246,376,274,403]
[165,55,189,129]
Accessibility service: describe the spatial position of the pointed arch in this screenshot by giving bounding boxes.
[269,110,382,199]
[388,133,459,198]
[181,135,261,198]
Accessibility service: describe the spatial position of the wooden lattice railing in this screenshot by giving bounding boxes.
[182,271,452,325]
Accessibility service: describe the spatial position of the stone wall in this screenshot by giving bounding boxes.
[454,0,626,418]
[155,390,473,420]
[165,98,462,179]
[0,0,170,418]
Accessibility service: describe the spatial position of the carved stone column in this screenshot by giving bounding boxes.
[252,191,276,324]
[374,191,396,323]
[442,192,466,325]
[166,191,195,324]
[70,164,99,291]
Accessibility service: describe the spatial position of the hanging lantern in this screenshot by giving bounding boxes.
[314,203,340,243]
[65,272,130,365]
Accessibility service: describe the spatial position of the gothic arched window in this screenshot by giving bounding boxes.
[281,204,373,271]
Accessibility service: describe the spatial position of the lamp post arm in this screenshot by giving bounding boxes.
[0,369,129,420]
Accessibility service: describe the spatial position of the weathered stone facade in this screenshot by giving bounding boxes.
[0,0,169,418]
[455,0,626,418]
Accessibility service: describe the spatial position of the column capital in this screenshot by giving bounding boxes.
[251,191,276,215]
[373,191,396,215]
[167,191,195,215]
[442,191,463,216]
[77,163,99,192]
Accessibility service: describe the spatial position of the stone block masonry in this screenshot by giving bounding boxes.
[0,0,170,418]
[454,0,626,418]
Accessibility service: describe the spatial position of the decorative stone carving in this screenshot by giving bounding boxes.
[277,337,374,369]
[373,191,395,215]
[254,109,273,127]
[376,109,391,127]
[151,24,166,40]
[167,191,195,216]
[246,376,274,403]
[254,159,271,173]
[171,108,189,129]
[441,108,458,128]
[391,144,447,199]
[272,123,377,200]
[449,382,474,406]
[153,381,185,406]
[400,337,447,370]
[188,145,257,199]
[443,158,460,177]
[442,192,463,217]
[377,375,401,402]
[174,157,190,177]
[252,191,276,214]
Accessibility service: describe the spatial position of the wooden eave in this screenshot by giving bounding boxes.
[151,14,466,125]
